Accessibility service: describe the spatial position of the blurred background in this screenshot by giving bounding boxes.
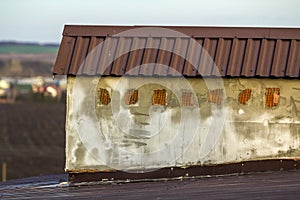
[0,41,66,181]
[1,0,299,181]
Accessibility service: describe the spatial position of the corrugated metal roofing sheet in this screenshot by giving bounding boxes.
[53,25,300,77]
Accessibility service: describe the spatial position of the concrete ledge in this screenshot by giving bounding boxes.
[69,159,300,184]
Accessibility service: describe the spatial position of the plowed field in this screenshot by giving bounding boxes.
[0,102,65,180]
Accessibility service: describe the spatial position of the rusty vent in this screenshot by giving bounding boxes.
[152,89,167,106]
[265,88,280,108]
[124,89,138,105]
[238,89,252,104]
[99,88,111,105]
[181,91,195,106]
[208,89,223,105]
[53,25,300,78]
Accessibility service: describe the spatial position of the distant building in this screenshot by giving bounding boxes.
[0,79,16,102]
[53,25,300,182]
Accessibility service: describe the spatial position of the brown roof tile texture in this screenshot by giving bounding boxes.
[53,25,300,77]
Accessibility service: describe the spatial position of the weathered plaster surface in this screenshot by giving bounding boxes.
[65,77,300,172]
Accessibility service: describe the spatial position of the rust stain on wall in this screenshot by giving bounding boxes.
[208,89,223,105]
[238,89,252,104]
[98,88,111,105]
[124,89,138,105]
[152,89,167,106]
[181,90,195,107]
[265,88,280,108]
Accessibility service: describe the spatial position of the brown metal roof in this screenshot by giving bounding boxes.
[53,25,300,77]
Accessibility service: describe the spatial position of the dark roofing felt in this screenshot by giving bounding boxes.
[53,25,300,77]
[1,171,300,199]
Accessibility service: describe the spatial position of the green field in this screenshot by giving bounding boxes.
[0,44,59,54]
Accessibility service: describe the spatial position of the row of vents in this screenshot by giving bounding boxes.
[98,88,280,108]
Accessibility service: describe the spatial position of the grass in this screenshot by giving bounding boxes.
[0,44,58,54]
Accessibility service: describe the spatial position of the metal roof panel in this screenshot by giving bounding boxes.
[53,25,300,78]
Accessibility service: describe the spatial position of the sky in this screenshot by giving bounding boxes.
[1,0,300,43]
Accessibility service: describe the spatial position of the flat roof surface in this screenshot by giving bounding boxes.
[1,170,300,199]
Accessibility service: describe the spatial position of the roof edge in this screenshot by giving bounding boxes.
[62,25,300,39]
